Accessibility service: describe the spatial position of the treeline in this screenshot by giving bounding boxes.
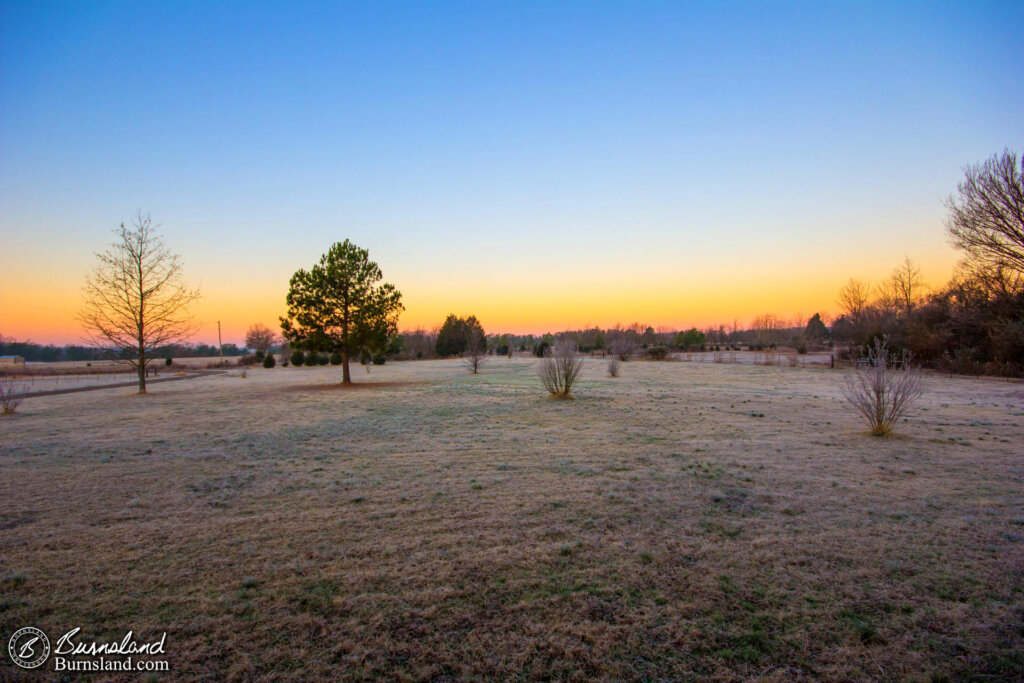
[831,260,1024,377]
[829,149,1024,377]
[0,338,245,363]
[387,316,832,362]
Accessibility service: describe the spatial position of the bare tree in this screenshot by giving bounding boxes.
[750,313,782,347]
[0,376,26,415]
[873,277,900,317]
[607,356,621,377]
[538,339,583,399]
[889,256,925,314]
[838,278,871,321]
[79,212,201,393]
[945,149,1024,275]
[463,326,488,374]
[842,337,924,436]
[245,324,278,355]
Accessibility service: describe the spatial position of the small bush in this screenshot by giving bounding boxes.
[263,353,276,368]
[372,354,386,365]
[330,351,342,365]
[291,350,305,366]
[646,345,670,361]
[534,341,550,358]
[608,357,621,377]
[539,340,583,399]
[0,377,26,415]
[317,354,329,365]
[842,337,924,436]
[254,350,265,361]
[164,357,172,366]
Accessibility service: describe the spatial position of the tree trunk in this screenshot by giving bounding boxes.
[137,349,147,394]
[341,349,351,384]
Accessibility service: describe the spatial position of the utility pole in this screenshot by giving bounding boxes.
[217,321,224,364]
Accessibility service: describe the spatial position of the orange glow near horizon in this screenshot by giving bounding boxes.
[0,247,958,347]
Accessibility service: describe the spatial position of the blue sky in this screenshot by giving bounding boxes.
[1,1,1022,343]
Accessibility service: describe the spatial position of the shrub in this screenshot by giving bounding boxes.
[330,351,342,365]
[317,353,329,365]
[797,343,808,354]
[539,340,583,399]
[372,354,386,365]
[534,341,550,358]
[164,357,172,366]
[608,357,621,377]
[646,345,670,360]
[237,354,261,366]
[263,353,276,368]
[291,349,305,366]
[0,377,26,415]
[254,349,265,361]
[608,338,635,361]
[842,337,924,436]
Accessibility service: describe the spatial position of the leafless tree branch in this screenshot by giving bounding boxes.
[78,211,201,393]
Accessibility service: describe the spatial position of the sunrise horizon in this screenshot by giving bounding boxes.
[0,1,1017,348]
[2,227,959,347]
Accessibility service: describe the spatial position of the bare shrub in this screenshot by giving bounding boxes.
[842,337,924,436]
[539,340,583,398]
[607,357,621,377]
[0,376,26,414]
[608,337,635,361]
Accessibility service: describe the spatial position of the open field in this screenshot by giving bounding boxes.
[1,359,1022,681]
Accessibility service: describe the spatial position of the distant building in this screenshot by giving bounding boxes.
[0,355,25,366]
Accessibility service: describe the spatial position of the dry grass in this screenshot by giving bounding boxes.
[1,359,1023,680]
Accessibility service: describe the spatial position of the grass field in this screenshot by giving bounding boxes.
[1,358,1022,681]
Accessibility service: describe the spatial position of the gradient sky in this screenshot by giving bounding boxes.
[1,1,1022,345]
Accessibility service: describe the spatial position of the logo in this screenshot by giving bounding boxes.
[8,627,51,669]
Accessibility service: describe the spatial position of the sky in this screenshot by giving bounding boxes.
[1,1,1022,345]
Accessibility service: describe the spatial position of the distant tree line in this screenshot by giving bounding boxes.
[0,337,245,363]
